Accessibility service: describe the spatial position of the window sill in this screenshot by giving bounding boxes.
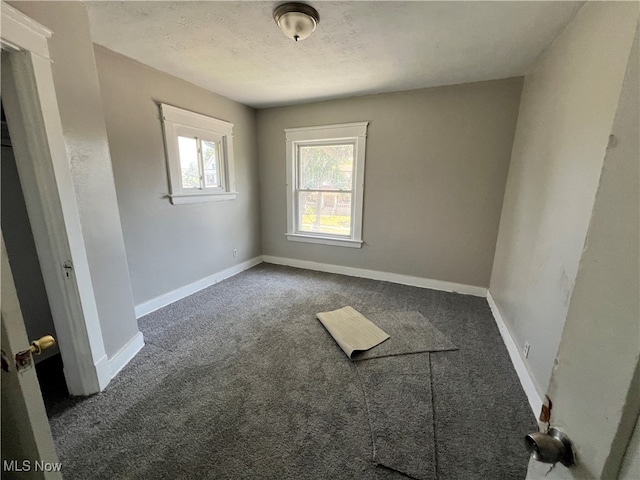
[286,233,363,248]
[169,192,237,205]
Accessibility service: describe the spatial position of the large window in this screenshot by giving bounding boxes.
[161,104,236,204]
[285,122,368,248]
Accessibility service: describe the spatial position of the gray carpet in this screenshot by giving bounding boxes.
[351,311,457,361]
[352,312,455,479]
[356,354,436,480]
[44,263,536,479]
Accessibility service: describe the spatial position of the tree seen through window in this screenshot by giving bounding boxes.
[298,144,354,235]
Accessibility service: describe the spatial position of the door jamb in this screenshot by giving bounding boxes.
[1,2,110,395]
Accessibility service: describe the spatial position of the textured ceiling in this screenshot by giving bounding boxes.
[85,1,584,109]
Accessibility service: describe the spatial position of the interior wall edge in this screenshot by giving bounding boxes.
[487,290,544,418]
[94,353,111,392]
[262,255,487,297]
[107,331,145,380]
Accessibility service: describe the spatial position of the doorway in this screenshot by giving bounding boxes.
[1,101,68,409]
[1,4,111,397]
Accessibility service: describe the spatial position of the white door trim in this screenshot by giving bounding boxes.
[1,2,110,395]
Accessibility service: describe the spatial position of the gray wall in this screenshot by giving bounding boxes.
[10,2,140,360]
[542,26,639,479]
[489,2,638,397]
[93,46,262,307]
[619,414,640,480]
[526,24,639,479]
[257,78,523,288]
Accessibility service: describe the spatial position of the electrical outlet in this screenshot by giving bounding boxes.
[523,341,531,359]
[233,249,238,258]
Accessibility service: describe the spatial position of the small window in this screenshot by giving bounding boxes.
[285,122,368,248]
[161,104,236,204]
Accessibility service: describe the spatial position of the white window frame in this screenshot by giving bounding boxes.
[285,122,368,248]
[161,103,236,205]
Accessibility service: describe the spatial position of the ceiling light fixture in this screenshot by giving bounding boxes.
[273,3,319,42]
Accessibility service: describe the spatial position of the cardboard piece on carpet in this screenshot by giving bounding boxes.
[356,353,437,480]
[317,306,390,358]
[351,311,457,361]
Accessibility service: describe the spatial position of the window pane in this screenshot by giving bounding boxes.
[177,136,200,189]
[298,191,352,236]
[298,144,354,190]
[202,140,221,188]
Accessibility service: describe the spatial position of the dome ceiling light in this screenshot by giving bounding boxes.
[273,3,320,42]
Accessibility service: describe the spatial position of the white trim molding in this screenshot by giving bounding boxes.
[108,332,145,378]
[285,233,363,248]
[0,2,52,59]
[168,192,236,205]
[284,122,370,139]
[94,354,112,391]
[262,255,487,297]
[134,256,263,318]
[2,2,111,396]
[160,103,236,205]
[486,290,543,417]
[285,122,368,248]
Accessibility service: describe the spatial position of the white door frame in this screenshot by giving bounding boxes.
[1,2,110,395]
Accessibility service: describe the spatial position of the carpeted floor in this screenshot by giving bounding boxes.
[44,263,536,479]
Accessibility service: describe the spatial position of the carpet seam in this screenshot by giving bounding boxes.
[428,352,440,480]
[352,348,458,363]
[353,362,378,464]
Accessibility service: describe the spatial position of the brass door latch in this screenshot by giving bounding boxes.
[15,335,56,371]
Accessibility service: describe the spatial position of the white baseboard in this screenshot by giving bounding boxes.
[64,353,111,395]
[134,256,263,318]
[486,290,543,417]
[94,354,112,392]
[108,331,145,379]
[133,256,540,419]
[262,255,487,297]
